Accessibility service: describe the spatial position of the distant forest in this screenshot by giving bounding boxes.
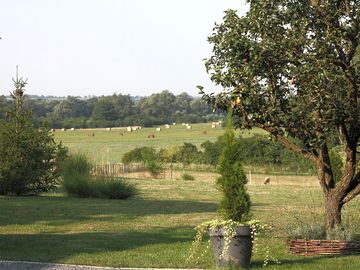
[0,90,222,128]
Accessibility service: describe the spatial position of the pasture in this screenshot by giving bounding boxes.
[0,177,359,269]
[53,123,266,164]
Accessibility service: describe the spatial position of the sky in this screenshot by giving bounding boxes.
[0,0,248,97]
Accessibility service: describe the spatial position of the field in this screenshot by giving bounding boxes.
[53,123,266,164]
[0,177,359,269]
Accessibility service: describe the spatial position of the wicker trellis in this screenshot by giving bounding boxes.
[288,239,360,256]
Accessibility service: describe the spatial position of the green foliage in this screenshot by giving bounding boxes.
[200,139,223,166]
[181,173,195,181]
[145,159,164,178]
[199,135,316,174]
[15,91,218,129]
[122,146,164,177]
[289,224,326,240]
[200,0,360,228]
[62,154,136,199]
[176,143,200,166]
[236,135,316,174]
[289,223,358,241]
[122,147,145,164]
[217,113,251,222]
[329,147,344,183]
[159,145,179,164]
[326,225,358,241]
[0,78,67,195]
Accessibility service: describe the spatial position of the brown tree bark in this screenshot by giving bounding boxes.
[324,191,342,229]
[315,144,342,229]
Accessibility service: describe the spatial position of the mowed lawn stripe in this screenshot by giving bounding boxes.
[0,178,359,269]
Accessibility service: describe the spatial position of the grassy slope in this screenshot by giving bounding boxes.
[53,124,266,164]
[0,178,359,269]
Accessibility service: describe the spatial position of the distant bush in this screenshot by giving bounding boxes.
[122,146,164,177]
[197,134,317,174]
[181,173,195,181]
[176,143,200,167]
[62,154,137,199]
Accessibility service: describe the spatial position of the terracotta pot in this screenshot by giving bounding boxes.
[209,225,253,269]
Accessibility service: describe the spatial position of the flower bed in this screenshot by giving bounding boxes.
[288,239,360,256]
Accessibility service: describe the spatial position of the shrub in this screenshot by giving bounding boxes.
[122,146,164,177]
[326,225,357,241]
[176,143,200,166]
[92,176,137,199]
[289,224,358,241]
[62,154,137,199]
[181,173,195,181]
[217,112,251,222]
[289,224,326,240]
[0,78,67,195]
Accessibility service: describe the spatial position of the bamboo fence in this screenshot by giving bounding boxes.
[92,163,145,176]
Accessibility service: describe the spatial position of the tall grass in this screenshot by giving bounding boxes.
[61,154,137,199]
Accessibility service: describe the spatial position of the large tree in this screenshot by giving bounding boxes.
[200,0,359,229]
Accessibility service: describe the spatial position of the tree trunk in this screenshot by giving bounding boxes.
[325,192,342,229]
[316,144,342,230]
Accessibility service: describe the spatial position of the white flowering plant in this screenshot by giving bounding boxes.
[188,219,280,267]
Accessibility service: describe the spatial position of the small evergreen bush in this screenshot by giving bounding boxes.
[217,112,251,222]
[0,77,67,195]
[62,154,137,199]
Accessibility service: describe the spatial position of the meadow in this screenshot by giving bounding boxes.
[53,123,266,164]
[0,177,359,269]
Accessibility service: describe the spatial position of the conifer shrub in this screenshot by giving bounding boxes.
[0,77,67,195]
[217,112,251,222]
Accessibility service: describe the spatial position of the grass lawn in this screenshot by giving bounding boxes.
[0,177,359,269]
[53,123,266,164]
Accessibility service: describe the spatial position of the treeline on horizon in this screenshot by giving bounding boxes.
[0,90,222,128]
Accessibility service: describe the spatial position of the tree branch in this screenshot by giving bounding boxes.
[342,172,360,203]
[261,125,318,162]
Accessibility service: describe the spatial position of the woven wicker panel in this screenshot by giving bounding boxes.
[288,239,360,256]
